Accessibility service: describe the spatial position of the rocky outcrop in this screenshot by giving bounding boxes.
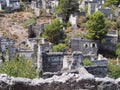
[0,68,120,90]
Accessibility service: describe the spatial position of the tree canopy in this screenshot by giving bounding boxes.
[86,11,107,40]
[55,0,79,22]
[42,18,66,44]
[103,0,119,7]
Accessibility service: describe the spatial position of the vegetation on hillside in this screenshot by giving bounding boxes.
[83,58,92,66]
[108,60,120,79]
[20,3,26,11]
[116,43,120,60]
[53,43,66,52]
[55,0,79,22]
[42,18,66,44]
[23,18,36,28]
[103,0,119,7]
[116,20,120,36]
[86,11,108,40]
[0,56,37,79]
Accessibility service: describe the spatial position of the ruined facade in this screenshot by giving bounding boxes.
[0,0,20,11]
[0,35,108,77]
[41,0,58,14]
[99,31,118,52]
[88,1,98,15]
[0,37,16,60]
[70,37,98,56]
[36,37,107,77]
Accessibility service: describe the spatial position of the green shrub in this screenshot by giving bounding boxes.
[23,18,36,28]
[29,8,35,14]
[53,43,66,52]
[83,58,92,66]
[42,18,66,44]
[40,8,46,16]
[20,3,25,11]
[105,20,112,29]
[65,28,71,33]
[0,56,37,79]
[77,16,86,26]
[80,23,86,28]
[108,61,120,79]
[67,22,72,27]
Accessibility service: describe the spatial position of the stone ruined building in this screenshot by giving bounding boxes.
[86,54,108,77]
[31,0,41,16]
[17,38,46,61]
[80,0,113,18]
[115,9,120,16]
[98,8,113,18]
[89,1,113,18]
[41,0,58,14]
[35,36,108,77]
[0,0,5,10]
[0,0,20,12]
[69,37,108,77]
[31,0,58,15]
[88,1,98,15]
[0,34,108,77]
[99,31,119,53]
[68,12,85,28]
[70,37,98,59]
[41,51,83,72]
[79,0,105,10]
[115,5,120,16]
[28,23,49,38]
[0,37,16,61]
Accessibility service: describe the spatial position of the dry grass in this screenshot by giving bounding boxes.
[0,11,35,42]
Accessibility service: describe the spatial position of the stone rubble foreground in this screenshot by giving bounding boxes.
[0,68,119,90]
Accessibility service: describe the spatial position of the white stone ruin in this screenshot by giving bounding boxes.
[88,1,98,15]
[69,14,78,28]
[0,3,1,11]
[37,45,43,74]
[62,56,69,70]
[34,8,40,16]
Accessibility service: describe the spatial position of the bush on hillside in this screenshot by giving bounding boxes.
[0,56,37,79]
[83,58,92,66]
[53,43,66,52]
[23,18,36,28]
[108,60,120,79]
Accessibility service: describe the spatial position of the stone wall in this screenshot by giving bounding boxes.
[70,37,98,55]
[17,50,35,60]
[42,52,64,72]
[86,66,108,78]
[99,33,118,53]
[42,51,83,72]
[0,72,120,90]
[98,8,112,18]
[88,1,98,15]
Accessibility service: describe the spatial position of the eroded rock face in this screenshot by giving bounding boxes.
[0,73,119,90]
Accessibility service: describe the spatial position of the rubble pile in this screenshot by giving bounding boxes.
[0,68,119,90]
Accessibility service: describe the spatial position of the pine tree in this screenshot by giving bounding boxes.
[55,0,79,22]
[86,11,107,40]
